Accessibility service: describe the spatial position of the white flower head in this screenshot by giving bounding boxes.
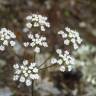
[51,58,57,64]
[67,65,73,71]
[51,49,75,71]
[25,14,50,32]
[34,46,40,53]
[13,60,39,86]
[59,66,65,72]
[58,27,82,49]
[24,33,48,53]
[0,28,16,51]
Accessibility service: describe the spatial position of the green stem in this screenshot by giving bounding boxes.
[40,64,57,71]
[32,53,36,96]
[32,80,34,96]
[31,53,53,96]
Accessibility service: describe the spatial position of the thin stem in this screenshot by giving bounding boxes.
[31,53,53,96]
[38,54,52,68]
[39,64,57,71]
[31,53,36,96]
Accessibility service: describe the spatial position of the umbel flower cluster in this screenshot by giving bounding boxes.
[58,27,82,49]
[25,14,50,32]
[0,28,16,51]
[51,49,75,72]
[0,13,83,87]
[24,33,48,53]
[13,60,39,86]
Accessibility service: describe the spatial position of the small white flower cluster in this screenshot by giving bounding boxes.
[51,49,75,71]
[26,14,50,32]
[0,28,16,51]
[58,27,82,49]
[24,33,48,53]
[13,60,39,86]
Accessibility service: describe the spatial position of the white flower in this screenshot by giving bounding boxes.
[0,28,16,51]
[23,42,29,47]
[58,27,82,50]
[26,15,32,20]
[20,76,25,82]
[58,30,67,38]
[58,30,64,35]
[0,45,5,51]
[68,65,73,71]
[3,40,8,46]
[26,22,32,29]
[30,74,39,79]
[26,79,32,86]
[56,49,62,54]
[33,67,38,73]
[13,60,39,86]
[24,33,48,53]
[13,63,19,69]
[33,22,39,27]
[59,66,65,72]
[10,41,16,46]
[65,50,69,55]
[30,74,35,79]
[34,74,39,79]
[64,39,70,45]
[25,14,50,32]
[57,59,63,65]
[51,58,57,64]
[34,47,40,53]
[73,44,78,49]
[13,75,19,81]
[41,26,45,31]
[24,72,28,77]
[23,28,29,33]
[23,60,28,65]
[51,49,75,72]
[15,69,21,74]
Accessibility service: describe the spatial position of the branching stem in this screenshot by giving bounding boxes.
[38,54,52,68]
